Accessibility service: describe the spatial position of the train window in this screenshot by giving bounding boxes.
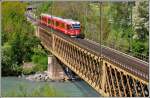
[56,21,59,26]
[61,23,65,28]
[48,19,51,24]
[60,23,62,28]
[72,24,80,29]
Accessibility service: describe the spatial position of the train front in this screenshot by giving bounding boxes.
[68,23,81,37]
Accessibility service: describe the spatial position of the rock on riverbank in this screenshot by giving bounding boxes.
[25,71,68,82]
[25,71,50,81]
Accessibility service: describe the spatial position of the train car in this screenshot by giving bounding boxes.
[40,13,81,37]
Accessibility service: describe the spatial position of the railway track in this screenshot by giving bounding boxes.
[26,14,149,82]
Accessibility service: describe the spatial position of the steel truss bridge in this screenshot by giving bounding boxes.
[27,14,149,97]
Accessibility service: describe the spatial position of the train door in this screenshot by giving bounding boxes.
[67,24,71,35]
[45,16,48,26]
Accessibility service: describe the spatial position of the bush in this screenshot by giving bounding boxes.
[31,55,48,72]
[132,40,145,54]
[22,68,34,75]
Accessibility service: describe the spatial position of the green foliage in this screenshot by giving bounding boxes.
[2,43,13,74]
[3,83,65,97]
[31,84,56,97]
[133,1,149,41]
[36,2,52,18]
[2,2,28,42]
[32,55,48,66]
[22,36,41,61]
[22,68,34,75]
[9,32,41,65]
[10,32,24,65]
[2,1,35,44]
[1,2,44,76]
[132,40,145,54]
[18,84,28,97]
[2,32,8,46]
[32,46,47,56]
[32,55,48,72]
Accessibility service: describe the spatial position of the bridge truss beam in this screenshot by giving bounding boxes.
[37,26,149,97]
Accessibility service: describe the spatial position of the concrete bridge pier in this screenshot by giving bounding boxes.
[47,55,67,80]
[35,26,39,37]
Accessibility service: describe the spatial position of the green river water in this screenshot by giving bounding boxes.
[1,77,100,97]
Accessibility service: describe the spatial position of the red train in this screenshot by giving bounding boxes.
[40,13,81,37]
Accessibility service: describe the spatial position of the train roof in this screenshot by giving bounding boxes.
[41,13,80,25]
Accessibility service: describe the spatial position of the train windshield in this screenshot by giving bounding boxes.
[72,24,80,29]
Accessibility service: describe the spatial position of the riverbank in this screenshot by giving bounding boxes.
[24,71,66,82]
[1,77,100,97]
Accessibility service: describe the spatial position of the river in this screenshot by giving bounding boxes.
[1,77,100,97]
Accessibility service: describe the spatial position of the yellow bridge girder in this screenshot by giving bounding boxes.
[37,26,149,97]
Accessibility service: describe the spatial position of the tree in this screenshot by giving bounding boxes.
[10,32,41,65]
[23,36,40,61]
[1,2,42,76]
[2,43,13,75]
[132,40,145,54]
[132,1,149,56]
[10,32,24,65]
[133,1,149,41]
